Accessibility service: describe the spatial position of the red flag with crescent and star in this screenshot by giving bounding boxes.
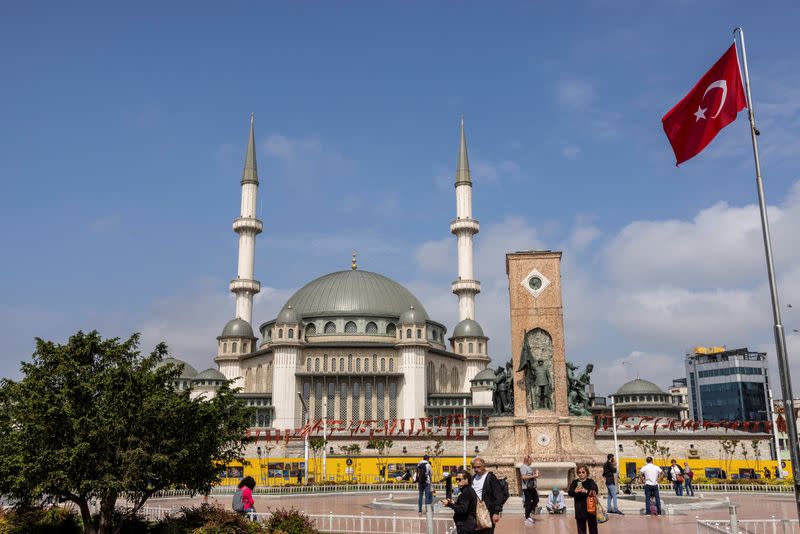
[662,43,747,165]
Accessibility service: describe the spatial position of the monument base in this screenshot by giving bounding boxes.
[483,414,607,494]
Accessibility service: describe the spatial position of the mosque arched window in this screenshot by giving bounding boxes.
[381,358,386,372]
[427,362,435,393]
[339,358,344,372]
[468,343,474,353]
[314,381,323,419]
[451,367,458,391]
[315,358,320,372]
[386,323,396,336]
[242,342,248,353]
[364,359,369,372]
[232,342,237,353]
[256,365,263,390]
[372,354,377,370]
[306,358,311,372]
[306,323,316,336]
[389,358,394,372]
[458,343,464,353]
[345,321,357,334]
[288,329,294,339]
[478,342,483,353]
[323,355,328,372]
[339,382,348,420]
[348,354,353,371]
[406,329,412,339]
[223,342,227,353]
[416,329,422,339]
[352,382,360,421]
[278,329,283,339]
[366,321,378,334]
[324,321,336,334]
[356,359,361,372]
[439,364,447,392]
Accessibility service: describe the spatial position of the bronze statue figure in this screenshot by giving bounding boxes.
[518,329,554,411]
[567,362,594,416]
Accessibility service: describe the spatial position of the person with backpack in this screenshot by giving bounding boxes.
[471,457,507,533]
[232,476,256,519]
[416,454,433,514]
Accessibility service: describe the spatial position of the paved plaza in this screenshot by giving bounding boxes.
[147,491,796,533]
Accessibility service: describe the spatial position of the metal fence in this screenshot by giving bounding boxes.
[631,483,793,493]
[152,483,443,498]
[697,519,800,534]
[138,507,454,534]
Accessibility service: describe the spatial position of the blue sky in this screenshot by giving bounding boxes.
[2,1,799,397]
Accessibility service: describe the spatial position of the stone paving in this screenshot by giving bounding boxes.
[148,491,797,533]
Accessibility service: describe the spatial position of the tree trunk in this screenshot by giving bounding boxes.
[76,498,96,534]
[97,494,117,534]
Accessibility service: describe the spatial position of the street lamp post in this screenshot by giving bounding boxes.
[767,388,784,479]
[298,392,309,485]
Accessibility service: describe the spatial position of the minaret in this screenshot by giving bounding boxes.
[229,113,263,325]
[450,116,481,321]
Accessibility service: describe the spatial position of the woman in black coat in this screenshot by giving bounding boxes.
[568,464,600,534]
[441,469,478,534]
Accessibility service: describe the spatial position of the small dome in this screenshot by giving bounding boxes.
[452,318,485,338]
[399,306,423,325]
[615,378,664,396]
[276,305,300,324]
[472,368,496,382]
[220,318,254,338]
[196,368,226,381]
[157,357,198,379]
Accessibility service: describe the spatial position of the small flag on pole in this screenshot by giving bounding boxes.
[662,44,747,165]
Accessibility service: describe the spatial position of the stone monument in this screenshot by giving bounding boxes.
[485,250,605,493]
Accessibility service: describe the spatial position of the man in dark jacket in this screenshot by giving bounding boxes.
[471,457,504,533]
[602,453,623,514]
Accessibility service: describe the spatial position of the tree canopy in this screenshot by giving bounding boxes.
[0,331,252,534]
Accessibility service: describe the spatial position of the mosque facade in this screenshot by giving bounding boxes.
[171,115,495,430]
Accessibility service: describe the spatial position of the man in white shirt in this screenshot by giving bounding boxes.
[639,456,664,515]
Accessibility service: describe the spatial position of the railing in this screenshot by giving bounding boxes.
[697,519,800,534]
[630,483,793,493]
[151,483,444,498]
[138,507,454,534]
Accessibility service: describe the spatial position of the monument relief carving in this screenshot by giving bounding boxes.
[518,328,554,411]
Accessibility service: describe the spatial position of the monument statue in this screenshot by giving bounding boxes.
[518,328,554,411]
[491,364,513,415]
[567,362,594,416]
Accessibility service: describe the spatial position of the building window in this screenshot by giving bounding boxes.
[315,358,320,372]
[372,354,377,370]
[468,343,474,353]
[306,358,311,372]
[377,381,385,423]
[348,354,353,371]
[381,358,386,372]
[327,382,335,419]
[324,321,336,334]
[439,364,447,392]
[478,342,483,352]
[427,362,435,393]
[417,329,422,339]
[306,323,316,336]
[242,342,248,353]
[356,359,361,372]
[406,329,412,339]
[366,321,378,334]
[386,323,396,336]
[364,382,372,419]
[314,381,323,420]
[389,358,394,372]
[389,380,397,420]
[232,342,237,353]
[352,382,360,421]
[458,343,464,353]
[345,321,357,334]
[340,382,348,420]
[223,342,227,353]
[288,328,294,339]
[364,358,369,372]
[278,329,283,339]
[339,358,345,372]
[323,355,328,372]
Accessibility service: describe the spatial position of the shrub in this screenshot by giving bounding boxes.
[0,506,82,534]
[262,508,319,534]
[151,504,264,534]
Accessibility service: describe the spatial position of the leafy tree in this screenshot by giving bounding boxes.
[424,434,445,479]
[308,437,328,483]
[751,440,762,471]
[366,439,394,482]
[0,331,252,534]
[339,444,361,482]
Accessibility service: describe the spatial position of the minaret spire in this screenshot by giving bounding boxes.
[450,116,481,322]
[229,114,263,325]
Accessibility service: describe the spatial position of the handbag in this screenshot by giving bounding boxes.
[476,499,492,530]
[677,474,685,483]
[595,501,609,523]
[586,493,597,515]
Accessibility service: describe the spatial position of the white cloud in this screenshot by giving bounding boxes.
[555,79,596,110]
[562,144,581,159]
[262,134,322,161]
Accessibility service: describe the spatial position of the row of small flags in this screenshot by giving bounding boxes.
[594,414,792,435]
[245,416,488,444]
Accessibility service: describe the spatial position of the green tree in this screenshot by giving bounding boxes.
[308,437,328,483]
[339,444,362,482]
[751,440,762,471]
[0,331,252,534]
[424,434,446,479]
[367,439,394,482]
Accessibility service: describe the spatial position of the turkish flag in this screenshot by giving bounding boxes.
[662,44,747,165]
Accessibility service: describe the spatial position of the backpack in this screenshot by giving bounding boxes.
[497,476,510,505]
[232,488,244,512]
[416,463,428,486]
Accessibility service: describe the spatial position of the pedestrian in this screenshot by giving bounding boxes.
[763,467,771,479]
[568,464,599,534]
[774,466,780,479]
[683,463,695,496]
[546,486,567,514]
[602,453,623,514]
[441,469,478,534]
[471,457,505,533]
[668,459,684,496]
[638,457,663,515]
[519,454,540,525]
[416,455,433,514]
[234,476,256,520]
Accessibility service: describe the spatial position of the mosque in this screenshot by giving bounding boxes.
[168,115,496,430]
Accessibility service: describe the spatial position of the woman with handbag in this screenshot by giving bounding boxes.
[441,469,478,534]
[568,464,600,534]
[668,459,685,496]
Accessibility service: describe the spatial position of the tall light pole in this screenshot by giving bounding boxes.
[462,398,468,470]
[767,388,784,478]
[298,392,309,485]
[322,396,328,481]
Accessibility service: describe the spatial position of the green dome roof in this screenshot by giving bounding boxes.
[472,368,496,382]
[220,318,254,338]
[279,270,429,321]
[615,378,664,396]
[157,357,198,379]
[452,318,485,338]
[276,305,300,324]
[196,368,226,381]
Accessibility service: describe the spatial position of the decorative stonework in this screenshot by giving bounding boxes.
[520,268,550,299]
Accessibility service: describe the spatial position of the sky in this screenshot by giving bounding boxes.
[1,1,799,399]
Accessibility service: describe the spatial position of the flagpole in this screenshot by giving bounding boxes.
[735,26,800,518]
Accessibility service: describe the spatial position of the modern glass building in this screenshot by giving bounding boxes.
[685,347,770,423]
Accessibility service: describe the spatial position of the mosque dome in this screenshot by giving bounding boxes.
[220,318,254,338]
[277,270,429,321]
[452,318,485,338]
[276,305,301,324]
[399,306,424,325]
[196,368,226,381]
[157,357,198,379]
[615,378,664,396]
[472,368,496,382]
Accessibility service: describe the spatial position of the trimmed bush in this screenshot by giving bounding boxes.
[261,508,319,534]
[0,507,82,534]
